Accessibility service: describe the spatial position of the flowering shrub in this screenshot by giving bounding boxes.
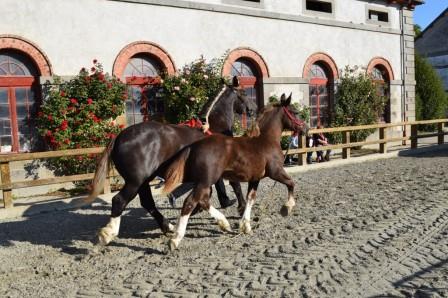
[157,55,228,123]
[37,61,126,177]
[330,66,387,145]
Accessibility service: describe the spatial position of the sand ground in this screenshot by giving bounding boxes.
[0,149,447,297]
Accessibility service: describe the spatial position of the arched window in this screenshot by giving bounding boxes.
[308,62,332,127]
[0,50,39,152]
[231,58,261,127]
[123,54,163,125]
[371,65,391,123]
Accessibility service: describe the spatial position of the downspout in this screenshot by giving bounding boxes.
[399,7,407,144]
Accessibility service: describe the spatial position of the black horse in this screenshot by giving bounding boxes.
[84,77,257,246]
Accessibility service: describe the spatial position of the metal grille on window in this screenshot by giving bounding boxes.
[231,59,260,128]
[123,54,163,125]
[0,50,39,153]
[309,63,330,128]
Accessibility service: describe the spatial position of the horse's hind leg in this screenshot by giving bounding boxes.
[169,185,230,250]
[239,180,259,234]
[98,183,139,246]
[138,182,174,234]
[229,181,246,216]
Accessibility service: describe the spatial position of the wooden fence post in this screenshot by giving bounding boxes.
[0,161,13,208]
[379,127,387,154]
[411,124,418,149]
[342,131,350,159]
[438,122,444,145]
[298,135,306,166]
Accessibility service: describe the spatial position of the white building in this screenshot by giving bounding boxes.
[1,0,422,153]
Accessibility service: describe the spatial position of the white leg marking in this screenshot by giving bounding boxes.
[170,215,190,250]
[209,206,232,232]
[240,190,256,234]
[98,216,121,245]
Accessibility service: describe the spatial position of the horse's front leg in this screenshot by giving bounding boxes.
[239,181,259,234]
[138,182,174,234]
[269,167,295,217]
[229,181,246,216]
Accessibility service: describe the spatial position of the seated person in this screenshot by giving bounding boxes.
[286,132,299,164]
[313,125,332,162]
[306,135,314,164]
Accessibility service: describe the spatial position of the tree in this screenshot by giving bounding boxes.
[330,66,387,144]
[415,53,448,130]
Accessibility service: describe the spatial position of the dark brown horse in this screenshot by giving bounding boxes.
[84,77,256,246]
[162,93,308,250]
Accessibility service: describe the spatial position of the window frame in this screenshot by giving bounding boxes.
[303,0,335,18]
[222,0,264,8]
[366,5,390,26]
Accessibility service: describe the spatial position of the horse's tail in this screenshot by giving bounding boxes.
[82,137,116,205]
[162,147,191,194]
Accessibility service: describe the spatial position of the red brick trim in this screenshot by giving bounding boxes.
[366,57,394,81]
[113,41,176,78]
[222,47,269,78]
[0,35,52,76]
[303,52,339,80]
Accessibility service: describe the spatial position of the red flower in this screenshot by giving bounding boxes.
[60,120,68,131]
[98,73,105,81]
[46,130,52,137]
[47,115,53,121]
[70,98,78,105]
[93,59,97,64]
[119,124,125,129]
[87,98,93,105]
[60,91,66,97]
[37,111,44,117]
[91,67,96,72]
[64,139,70,144]
[107,83,112,89]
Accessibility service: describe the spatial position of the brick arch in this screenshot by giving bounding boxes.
[366,57,394,81]
[0,35,52,76]
[113,41,176,78]
[222,47,269,78]
[303,52,339,80]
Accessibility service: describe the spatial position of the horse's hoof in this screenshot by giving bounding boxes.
[218,219,232,233]
[280,205,292,217]
[239,220,252,234]
[168,239,179,251]
[162,220,175,235]
[97,228,115,246]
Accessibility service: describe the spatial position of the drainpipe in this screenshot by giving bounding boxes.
[399,6,407,144]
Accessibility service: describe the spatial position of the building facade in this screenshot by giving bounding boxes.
[1,0,422,153]
[415,8,448,92]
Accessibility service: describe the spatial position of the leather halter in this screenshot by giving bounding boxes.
[282,106,305,132]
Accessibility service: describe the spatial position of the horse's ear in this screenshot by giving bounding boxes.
[232,76,240,88]
[286,92,292,105]
[280,93,286,102]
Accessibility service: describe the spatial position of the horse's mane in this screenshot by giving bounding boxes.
[199,85,228,120]
[245,104,278,137]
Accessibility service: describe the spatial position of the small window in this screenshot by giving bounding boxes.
[306,0,332,13]
[369,10,389,23]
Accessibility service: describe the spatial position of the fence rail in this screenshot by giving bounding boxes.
[1,119,447,209]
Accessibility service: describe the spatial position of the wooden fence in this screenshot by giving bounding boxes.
[1,119,447,209]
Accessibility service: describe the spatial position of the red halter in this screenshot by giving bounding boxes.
[179,118,212,135]
[282,106,305,132]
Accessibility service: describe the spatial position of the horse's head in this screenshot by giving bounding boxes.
[279,93,309,136]
[230,76,257,117]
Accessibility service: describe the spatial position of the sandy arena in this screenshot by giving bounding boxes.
[0,149,447,297]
